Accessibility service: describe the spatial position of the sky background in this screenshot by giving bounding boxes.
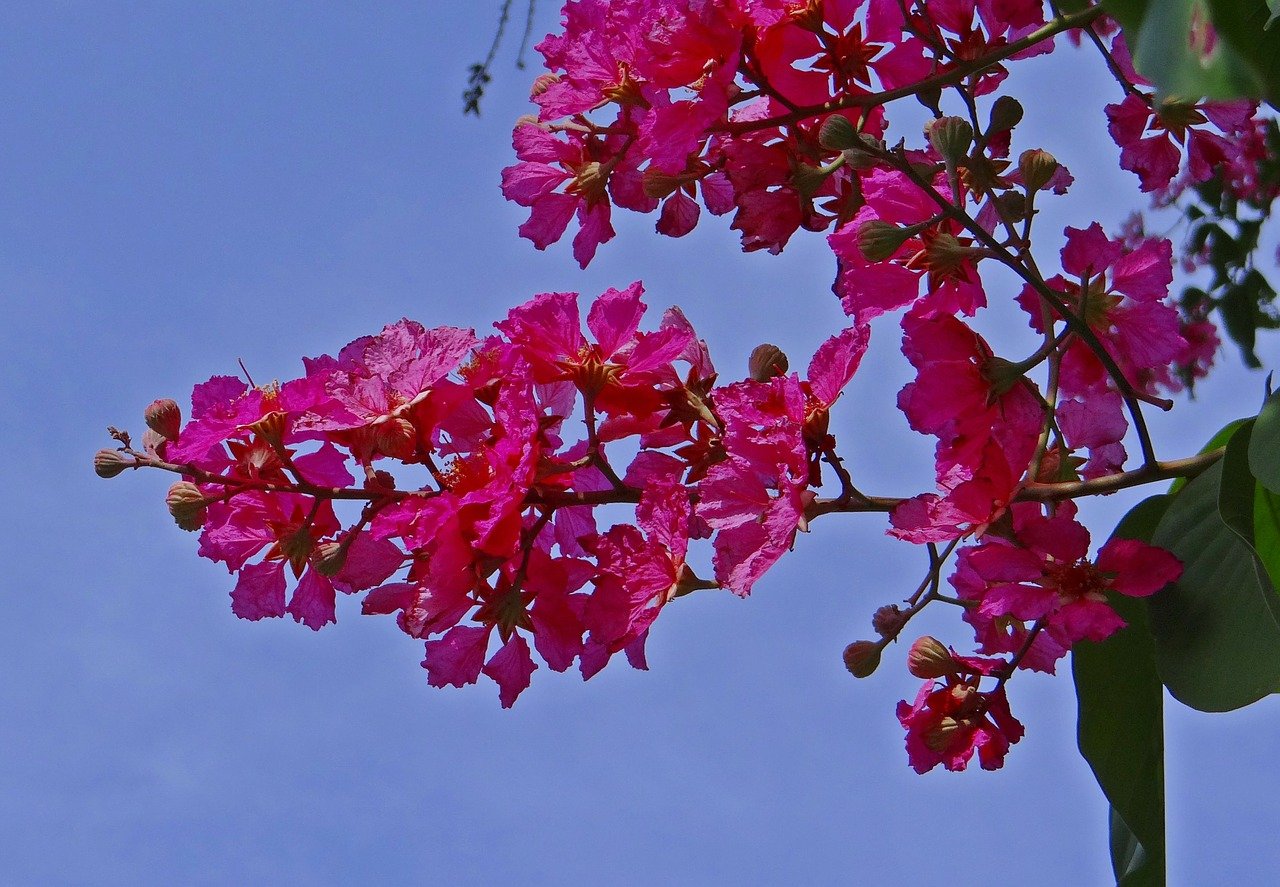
[2,3,1278,884]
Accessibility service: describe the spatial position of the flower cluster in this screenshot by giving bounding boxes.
[105,283,867,707]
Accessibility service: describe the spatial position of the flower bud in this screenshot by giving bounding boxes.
[748,344,789,381]
[987,96,1024,134]
[313,540,349,577]
[872,604,907,639]
[144,398,182,441]
[925,116,972,165]
[1019,148,1059,193]
[818,114,859,151]
[856,220,912,262]
[94,448,130,479]
[843,640,883,678]
[907,636,956,679]
[166,481,208,532]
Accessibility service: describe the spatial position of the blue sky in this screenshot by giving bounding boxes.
[2,3,1277,884]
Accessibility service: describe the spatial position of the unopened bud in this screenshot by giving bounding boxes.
[925,116,973,165]
[907,636,957,679]
[843,640,883,678]
[818,114,859,151]
[1019,148,1059,193]
[857,220,912,262]
[872,604,907,639]
[144,398,182,441]
[94,448,130,479]
[748,344,789,381]
[987,96,1024,134]
[166,481,208,532]
[313,540,349,577]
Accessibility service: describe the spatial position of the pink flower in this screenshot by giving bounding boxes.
[829,169,987,321]
[954,501,1182,665]
[897,651,1024,774]
[699,375,810,595]
[1021,223,1183,399]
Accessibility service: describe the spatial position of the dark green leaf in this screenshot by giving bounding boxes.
[1150,450,1280,711]
[1254,485,1280,588]
[1075,495,1169,887]
[1249,390,1280,493]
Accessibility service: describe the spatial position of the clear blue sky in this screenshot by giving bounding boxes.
[1,4,1277,884]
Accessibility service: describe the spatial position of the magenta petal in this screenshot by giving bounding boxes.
[230,560,287,621]
[483,634,538,708]
[286,567,337,631]
[424,624,491,688]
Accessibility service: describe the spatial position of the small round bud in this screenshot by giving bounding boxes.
[748,344,789,381]
[818,114,859,152]
[144,398,182,441]
[925,116,973,165]
[166,481,208,532]
[907,636,957,679]
[843,640,883,678]
[94,448,130,479]
[871,604,907,639]
[987,96,1024,134]
[1019,148,1059,193]
[313,541,349,577]
[856,220,912,262]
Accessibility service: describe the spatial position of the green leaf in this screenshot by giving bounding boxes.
[1168,417,1246,494]
[1254,485,1280,588]
[1075,495,1169,887]
[1150,440,1280,711]
[1103,0,1280,103]
[1249,390,1280,493]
